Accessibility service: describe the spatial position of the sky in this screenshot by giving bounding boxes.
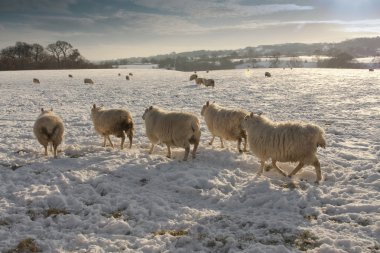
[0,0,380,61]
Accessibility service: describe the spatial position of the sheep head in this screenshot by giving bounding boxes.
[142,106,154,120]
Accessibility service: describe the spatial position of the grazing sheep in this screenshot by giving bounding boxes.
[84,78,94,84]
[369,68,374,72]
[68,74,73,78]
[118,73,121,76]
[126,76,130,80]
[201,101,249,153]
[129,73,133,76]
[204,79,215,87]
[265,72,271,77]
[142,106,201,161]
[33,108,64,158]
[242,113,326,183]
[189,74,198,81]
[33,78,40,84]
[91,104,134,149]
[195,77,205,85]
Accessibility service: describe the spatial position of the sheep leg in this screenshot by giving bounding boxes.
[192,141,199,159]
[237,138,243,153]
[107,136,114,148]
[166,144,171,158]
[49,143,53,152]
[183,145,190,161]
[258,161,265,175]
[313,159,322,183]
[127,133,133,149]
[271,160,287,177]
[288,162,304,178]
[103,136,107,147]
[209,136,215,145]
[220,138,224,148]
[44,145,48,156]
[120,132,125,150]
[53,143,58,158]
[149,144,155,154]
[243,135,248,152]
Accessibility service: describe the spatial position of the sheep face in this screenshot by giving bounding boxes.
[142,106,154,120]
[242,112,263,129]
[190,74,198,81]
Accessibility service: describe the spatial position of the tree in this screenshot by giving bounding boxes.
[56,41,73,62]
[46,43,62,64]
[31,43,44,63]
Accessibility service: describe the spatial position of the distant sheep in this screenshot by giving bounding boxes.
[91,104,134,149]
[129,73,133,76]
[369,68,374,72]
[33,108,64,158]
[242,113,326,183]
[195,77,205,85]
[204,79,215,87]
[126,76,130,80]
[118,73,121,76]
[142,106,201,161]
[189,74,198,81]
[33,78,40,84]
[201,101,249,153]
[68,74,73,78]
[265,72,271,77]
[84,78,94,84]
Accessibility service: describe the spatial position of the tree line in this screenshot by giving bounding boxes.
[0,41,111,70]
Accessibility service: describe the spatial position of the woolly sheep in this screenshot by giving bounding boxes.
[33,78,40,84]
[126,75,130,80]
[84,78,94,84]
[201,101,249,153]
[242,113,326,183]
[265,72,271,77]
[369,68,374,72]
[129,73,133,76]
[189,74,198,81]
[204,79,215,87]
[142,106,201,161]
[68,74,73,78]
[33,108,64,158]
[195,77,205,85]
[91,104,134,149]
[118,73,121,76]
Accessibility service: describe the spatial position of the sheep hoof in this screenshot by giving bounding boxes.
[238,149,243,153]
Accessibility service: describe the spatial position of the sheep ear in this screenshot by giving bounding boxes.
[41,108,44,112]
[206,101,209,106]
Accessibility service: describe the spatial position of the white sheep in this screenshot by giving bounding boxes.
[265,72,271,77]
[33,78,40,84]
[84,78,94,84]
[201,101,249,153]
[142,106,201,161]
[242,113,326,183]
[33,108,64,158]
[91,104,134,149]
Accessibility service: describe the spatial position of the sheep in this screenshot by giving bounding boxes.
[142,106,201,161]
[129,73,133,76]
[68,74,73,78]
[84,78,94,84]
[118,73,121,76]
[195,77,205,85]
[369,68,374,72]
[33,108,64,158]
[265,72,271,77]
[242,113,326,183]
[201,101,249,153]
[204,79,215,87]
[33,78,40,84]
[91,104,134,149]
[126,75,130,80]
[189,74,198,81]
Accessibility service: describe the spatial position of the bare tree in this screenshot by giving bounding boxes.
[31,43,44,63]
[46,43,62,64]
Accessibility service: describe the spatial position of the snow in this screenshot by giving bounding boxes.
[0,68,379,252]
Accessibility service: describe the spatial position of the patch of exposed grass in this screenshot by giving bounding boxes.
[0,219,10,226]
[45,208,69,218]
[154,230,188,237]
[294,230,319,251]
[6,238,41,253]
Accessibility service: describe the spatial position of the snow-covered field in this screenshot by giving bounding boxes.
[0,68,379,252]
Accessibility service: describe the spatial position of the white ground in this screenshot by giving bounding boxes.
[0,68,379,252]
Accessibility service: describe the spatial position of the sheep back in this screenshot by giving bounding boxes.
[143,107,200,148]
[33,110,64,146]
[91,108,134,136]
[202,103,248,141]
[243,114,326,164]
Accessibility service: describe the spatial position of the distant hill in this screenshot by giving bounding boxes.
[101,37,380,65]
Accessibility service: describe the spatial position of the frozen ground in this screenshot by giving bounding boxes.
[0,68,379,252]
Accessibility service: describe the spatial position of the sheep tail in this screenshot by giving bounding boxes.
[317,131,326,149]
[41,125,59,141]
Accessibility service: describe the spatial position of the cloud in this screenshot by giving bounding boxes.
[0,0,77,12]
